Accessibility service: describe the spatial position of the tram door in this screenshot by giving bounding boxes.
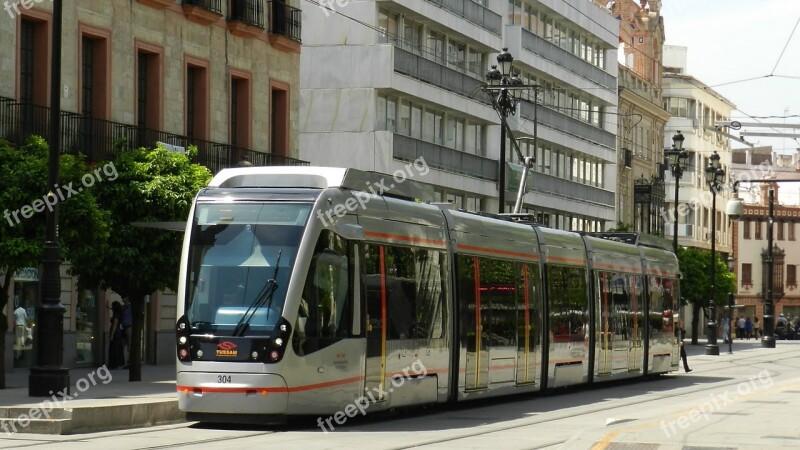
[597,273,640,375]
[516,263,541,385]
[363,245,387,401]
[460,256,489,390]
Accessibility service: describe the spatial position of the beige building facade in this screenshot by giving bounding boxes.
[2,0,303,370]
[602,0,670,234]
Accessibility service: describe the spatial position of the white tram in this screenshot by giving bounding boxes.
[175,167,680,422]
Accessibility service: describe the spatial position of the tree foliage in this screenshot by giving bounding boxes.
[90,144,211,381]
[0,137,110,388]
[677,246,736,307]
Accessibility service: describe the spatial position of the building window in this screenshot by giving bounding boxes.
[743,219,751,239]
[447,39,465,70]
[230,72,251,150]
[754,220,762,240]
[790,222,796,241]
[787,265,797,288]
[741,263,752,286]
[19,17,49,106]
[136,44,162,131]
[271,82,289,157]
[186,61,209,140]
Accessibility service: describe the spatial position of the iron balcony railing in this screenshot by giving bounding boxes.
[229,0,265,27]
[0,98,309,172]
[268,1,301,43]
[183,0,224,14]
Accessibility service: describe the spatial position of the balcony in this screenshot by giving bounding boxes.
[519,27,616,91]
[425,0,502,36]
[392,134,496,181]
[267,1,301,52]
[518,101,615,149]
[182,0,224,25]
[393,45,490,106]
[228,0,265,37]
[0,97,309,174]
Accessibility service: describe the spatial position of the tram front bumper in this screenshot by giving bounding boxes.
[177,371,288,415]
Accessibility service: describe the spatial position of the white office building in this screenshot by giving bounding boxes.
[300,0,619,230]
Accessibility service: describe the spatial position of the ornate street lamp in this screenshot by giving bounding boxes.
[703,151,725,356]
[665,131,689,253]
[482,48,535,214]
[29,0,70,397]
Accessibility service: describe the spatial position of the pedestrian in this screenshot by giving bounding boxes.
[722,316,730,344]
[108,301,126,369]
[13,305,27,357]
[745,317,753,340]
[121,296,133,368]
[737,316,746,340]
[677,321,691,373]
[753,317,760,338]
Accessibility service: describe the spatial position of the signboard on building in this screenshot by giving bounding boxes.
[14,267,39,282]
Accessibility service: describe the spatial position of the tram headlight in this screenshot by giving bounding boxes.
[251,351,259,360]
[279,324,288,332]
[179,336,187,345]
[274,337,283,347]
[196,350,203,358]
[269,350,280,361]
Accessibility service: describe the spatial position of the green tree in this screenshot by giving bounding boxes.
[90,145,211,381]
[0,137,110,389]
[677,246,736,344]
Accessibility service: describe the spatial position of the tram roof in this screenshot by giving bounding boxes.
[208,166,434,202]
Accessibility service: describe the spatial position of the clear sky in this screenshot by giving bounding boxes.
[660,0,800,154]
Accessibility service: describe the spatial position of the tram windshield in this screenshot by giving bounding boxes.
[184,202,311,336]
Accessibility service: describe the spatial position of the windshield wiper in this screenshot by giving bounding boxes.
[233,249,282,337]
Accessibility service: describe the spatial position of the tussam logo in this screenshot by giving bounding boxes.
[216,341,238,357]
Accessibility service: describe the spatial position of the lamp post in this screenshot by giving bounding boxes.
[29,0,70,396]
[484,48,528,214]
[763,189,777,348]
[704,151,725,356]
[665,131,689,254]
[726,256,735,354]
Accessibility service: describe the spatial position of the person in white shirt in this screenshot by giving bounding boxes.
[13,306,27,353]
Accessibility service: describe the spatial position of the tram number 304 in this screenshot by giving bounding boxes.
[217,375,232,384]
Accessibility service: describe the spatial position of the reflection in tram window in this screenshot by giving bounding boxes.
[294,230,352,355]
[597,272,644,346]
[479,258,515,346]
[648,276,677,338]
[378,245,445,340]
[547,265,588,343]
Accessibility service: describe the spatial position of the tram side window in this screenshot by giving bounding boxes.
[383,246,445,339]
[648,276,676,334]
[547,265,588,342]
[480,258,515,346]
[294,230,352,355]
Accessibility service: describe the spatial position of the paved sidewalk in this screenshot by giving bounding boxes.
[0,338,791,438]
[0,365,183,435]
